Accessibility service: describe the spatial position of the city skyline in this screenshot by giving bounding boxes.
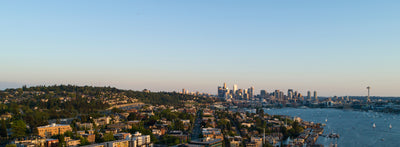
[0,82,382,98]
[1,1,400,96]
[2,1,400,147]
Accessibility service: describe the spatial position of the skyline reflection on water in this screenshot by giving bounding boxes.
[263,108,400,147]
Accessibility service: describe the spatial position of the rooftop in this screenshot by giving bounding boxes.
[190,138,222,144]
[37,123,70,128]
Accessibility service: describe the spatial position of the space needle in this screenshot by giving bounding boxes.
[367,86,371,102]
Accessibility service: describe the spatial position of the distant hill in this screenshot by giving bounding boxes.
[0,85,214,107]
[0,85,215,120]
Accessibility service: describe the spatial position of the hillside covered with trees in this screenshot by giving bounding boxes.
[0,85,216,140]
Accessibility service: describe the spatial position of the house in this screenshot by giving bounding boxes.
[94,117,111,126]
[107,123,132,130]
[114,133,131,140]
[0,113,12,120]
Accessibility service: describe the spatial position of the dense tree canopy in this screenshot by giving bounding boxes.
[102,133,115,142]
[0,120,7,137]
[11,120,26,138]
[0,85,215,139]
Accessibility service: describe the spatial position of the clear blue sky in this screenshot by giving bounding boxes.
[1,0,399,96]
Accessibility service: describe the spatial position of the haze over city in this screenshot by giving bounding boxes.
[1,0,400,96]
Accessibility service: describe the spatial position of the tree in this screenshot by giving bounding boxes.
[158,135,180,146]
[102,133,115,142]
[111,107,123,113]
[5,144,17,147]
[0,119,7,137]
[173,120,184,131]
[51,134,66,147]
[11,120,27,138]
[80,137,90,145]
[64,131,74,138]
[59,135,66,147]
[127,113,138,121]
[292,121,303,137]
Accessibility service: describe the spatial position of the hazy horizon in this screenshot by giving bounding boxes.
[1,1,399,96]
[1,82,397,98]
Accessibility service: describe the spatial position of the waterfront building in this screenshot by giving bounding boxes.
[288,89,294,99]
[367,86,371,102]
[249,86,254,98]
[244,89,249,100]
[314,91,318,102]
[237,89,243,99]
[217,83,230,100]
[218,87,223,98]
[260,90,267,99]
[274,90,280,99]
[233,84,238,97]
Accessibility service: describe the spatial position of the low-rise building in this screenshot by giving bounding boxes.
[227,136,242,147]
[250,137,262,147]
[189,138,223,147]
[37,123,72,137]
[13,136,46,147]
[105,140,129,147]
[0,113,12,120]
[45,139,59,147]
[66,139,80,147]
[114,133,131,140]
[107,123,132,130]
[168,130,188,143]
[94,116,111,126]
[202,128,223,140]
[82,132,152,147]
[76,122,93,130]
[130,132,152,147]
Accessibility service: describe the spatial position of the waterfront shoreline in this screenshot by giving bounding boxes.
[262,107,400,147]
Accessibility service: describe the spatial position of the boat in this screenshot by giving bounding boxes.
[328,130,340,138]
[325,118,328,123]
[328,133,340,138]
[389,124,392,129]
[373,123,376,128]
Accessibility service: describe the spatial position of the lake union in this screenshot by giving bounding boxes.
[264,108,400,147]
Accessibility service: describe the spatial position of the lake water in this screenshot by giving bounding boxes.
[263,108,400,147]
